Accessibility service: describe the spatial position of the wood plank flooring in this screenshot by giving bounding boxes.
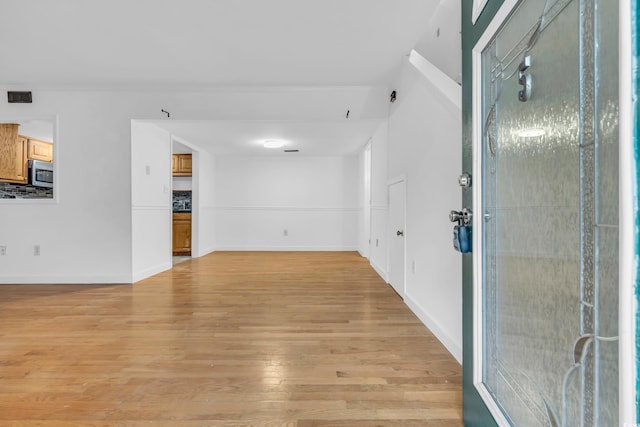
[0,251,463,426]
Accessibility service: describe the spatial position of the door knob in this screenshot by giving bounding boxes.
[396,230,404,236]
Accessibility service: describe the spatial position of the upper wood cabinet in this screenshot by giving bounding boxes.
[172,154,192,176]
[0,124,28,184]
[27,137,53,162]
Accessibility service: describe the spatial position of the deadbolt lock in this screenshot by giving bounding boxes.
[458,173,472,189]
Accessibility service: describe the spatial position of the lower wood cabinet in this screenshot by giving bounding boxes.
[172,212,191,256]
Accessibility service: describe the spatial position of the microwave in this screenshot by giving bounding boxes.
[29,160,54,188]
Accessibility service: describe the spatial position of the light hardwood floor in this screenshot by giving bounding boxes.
[0,251,463,426]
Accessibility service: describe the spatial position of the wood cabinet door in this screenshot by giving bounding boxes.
[172,213,191,255]
[27,138,53,162]
[15,136,28,183]
[0,126,28,184]
[178,155,192,174]
[172,154,178,174]
[172,154,192,176]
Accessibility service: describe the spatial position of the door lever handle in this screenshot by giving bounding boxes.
[396,230,404,236]
[450,208,472,225]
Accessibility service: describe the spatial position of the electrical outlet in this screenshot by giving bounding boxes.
[376,238,379,247]
[283,229,288,237]
[145,165,151,175]
[0,245,6,256]
[412,260,416,274]
[34,245,40,256]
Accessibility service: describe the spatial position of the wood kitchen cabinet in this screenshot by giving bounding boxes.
[27,137,53,162]
[172,212,191,256]
[172,154,192,176]
[0,124,28,184]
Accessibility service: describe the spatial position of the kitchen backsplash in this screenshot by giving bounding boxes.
[173,190,192,212]
[0,182,53,199]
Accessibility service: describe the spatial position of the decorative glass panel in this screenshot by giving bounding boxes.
[479,0,619,425]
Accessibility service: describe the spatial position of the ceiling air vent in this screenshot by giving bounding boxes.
[7,91,32,103]
[284,149,299,153]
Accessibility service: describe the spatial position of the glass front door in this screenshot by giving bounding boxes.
[475,0,619,425]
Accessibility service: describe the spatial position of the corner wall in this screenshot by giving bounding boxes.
[193,149,216,257]
[131,121,172,282]
[369,122,390,280]
[389,59,463,361]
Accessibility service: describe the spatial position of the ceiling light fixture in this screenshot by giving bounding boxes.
[263,139,284,149]
[516,128,546,138]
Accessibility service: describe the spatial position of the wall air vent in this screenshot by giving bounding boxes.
[7,91,32,103]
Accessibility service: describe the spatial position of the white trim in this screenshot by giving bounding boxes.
[192,246,215,258]
[472,0,489,24]
[386,175,407,299]
[132,262,173,283]
[405,292,462,363]
[0,114,59,204]
[0,275,134,285]
[371,204,388,211]
[474,0,520,51]
[131,205,172,210]
[408,50,462,111]
[619,0,636,422]
[214,206,359,213]
[386,174,407,187]
[370,258,388,283]
[213,246,359,252]
[471,0,523,426]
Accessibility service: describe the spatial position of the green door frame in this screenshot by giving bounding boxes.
[461,1,504,425]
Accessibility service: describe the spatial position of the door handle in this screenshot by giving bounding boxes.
[396,230,404,236]
[450,208,472,225]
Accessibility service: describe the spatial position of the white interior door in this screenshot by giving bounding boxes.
[388,178,406,298]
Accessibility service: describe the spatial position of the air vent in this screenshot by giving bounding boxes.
[7,91,32,103]
[284,149,299,153]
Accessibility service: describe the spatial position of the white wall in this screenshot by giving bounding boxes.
[173,177,192,191]
[0,87,384,284]
[356,146,371,258]
[193,150,216,256]
[369,121,389,280]
[0,92,138,284]
[131,121,173,282]
[213,155,358,250]
[383,59,463,361]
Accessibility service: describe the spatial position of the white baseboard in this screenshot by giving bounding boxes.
[193,246,216,258]
[370,259,388,283]
[404,293,462,364]
[132,262,173,283]
[0,275,134,285]
[213,246,359,251]
[357,249,370,259]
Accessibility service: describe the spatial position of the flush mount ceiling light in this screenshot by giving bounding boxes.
[516,128,546,138]
[263,139,285,149]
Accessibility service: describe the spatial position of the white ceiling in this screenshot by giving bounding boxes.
[3,0,460,155]
[157,119,381,156]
